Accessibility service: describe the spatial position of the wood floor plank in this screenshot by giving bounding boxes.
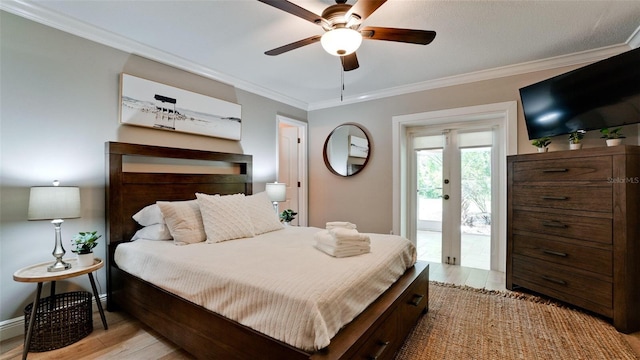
[464,268,489,288]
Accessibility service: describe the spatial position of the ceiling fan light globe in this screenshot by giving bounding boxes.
[321,28,362,56]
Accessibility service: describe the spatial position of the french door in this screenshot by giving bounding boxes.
[410,127,495,270]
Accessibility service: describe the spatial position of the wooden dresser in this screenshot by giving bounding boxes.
[507,145,640,333]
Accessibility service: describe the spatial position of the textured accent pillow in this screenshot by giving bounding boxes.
[196,193,255,243]
[131,223,172,241]
[157,200,206,245]
[132,204,164,226]
[245,192,283,235]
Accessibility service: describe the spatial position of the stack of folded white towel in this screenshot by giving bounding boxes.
[314,222,371,258]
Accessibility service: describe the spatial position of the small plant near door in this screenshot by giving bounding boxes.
[280,209,297,224]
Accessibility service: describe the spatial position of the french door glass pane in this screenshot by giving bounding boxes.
[416,148,443,263]
[460,146,491,270]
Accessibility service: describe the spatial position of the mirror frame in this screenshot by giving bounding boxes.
[323,123,371,177]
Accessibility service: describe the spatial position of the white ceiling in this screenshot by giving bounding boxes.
[4,0,640,110]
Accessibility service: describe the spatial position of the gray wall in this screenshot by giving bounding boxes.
[0,11,306,322]
[307,69,639,233]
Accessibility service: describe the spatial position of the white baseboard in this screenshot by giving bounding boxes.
[0,294,107,342]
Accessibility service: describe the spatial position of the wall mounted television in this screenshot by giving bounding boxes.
[520,47,640,140]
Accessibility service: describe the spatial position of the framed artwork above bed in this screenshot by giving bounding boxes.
[119,73,242,140]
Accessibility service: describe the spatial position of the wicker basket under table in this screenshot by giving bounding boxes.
[23,291,93,352]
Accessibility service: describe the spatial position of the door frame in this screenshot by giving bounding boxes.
[392,101,517,272]
[277,115,308,226]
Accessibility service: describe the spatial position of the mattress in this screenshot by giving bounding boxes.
[114,226,416,351]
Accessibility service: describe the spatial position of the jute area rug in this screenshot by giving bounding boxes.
[395,282,638,359]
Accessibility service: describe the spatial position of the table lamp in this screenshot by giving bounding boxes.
[265,182,286,213]
[28,180,81,272]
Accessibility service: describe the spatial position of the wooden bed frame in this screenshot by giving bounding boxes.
[105,141,429,360]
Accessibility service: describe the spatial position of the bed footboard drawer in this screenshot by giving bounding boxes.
[352,312,399,360]
[398,266,429,336]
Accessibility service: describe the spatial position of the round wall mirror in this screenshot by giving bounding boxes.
[323,124,371,176]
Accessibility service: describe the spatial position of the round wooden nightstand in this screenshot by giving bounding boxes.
[13,258,108,359]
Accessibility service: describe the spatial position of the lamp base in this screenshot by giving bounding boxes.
[48,219,72,272]
[47,259,72,272]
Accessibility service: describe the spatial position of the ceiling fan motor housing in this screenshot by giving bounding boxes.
[320,4,360,31]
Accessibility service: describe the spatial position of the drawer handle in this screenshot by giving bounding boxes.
[542,249,567,257]
[542,168,568,173]
[409,294,424,307]
[542,275,567,285]
[368,340,390,360]
[541,196,568,201]
[542,221,567,228]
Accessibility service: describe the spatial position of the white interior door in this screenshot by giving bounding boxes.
[279,126,300,225]
[277,116,308,226]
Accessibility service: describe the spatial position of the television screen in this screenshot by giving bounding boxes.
[520,47,640,140]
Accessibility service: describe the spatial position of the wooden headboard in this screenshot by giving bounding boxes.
[105,142,252,305]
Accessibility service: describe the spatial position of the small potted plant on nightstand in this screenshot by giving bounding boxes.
[531,137,551,152]
[280,209,297,226]
[600,127,625,146]
[72,231,101,267]
[568,130,585,150]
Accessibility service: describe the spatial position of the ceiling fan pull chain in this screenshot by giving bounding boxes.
[341,65,344,101]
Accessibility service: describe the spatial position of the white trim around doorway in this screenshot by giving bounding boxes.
[392,101,517,272]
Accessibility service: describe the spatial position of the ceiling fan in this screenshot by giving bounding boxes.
[258,0,436,71]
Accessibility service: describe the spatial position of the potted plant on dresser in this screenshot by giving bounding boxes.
[600,127,625,146]
[568,130,585,150]
[531,137,551,152]
[72,231,101,267]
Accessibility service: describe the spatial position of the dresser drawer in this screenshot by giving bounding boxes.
[512,210,612,244]
[512,185,612,212]
[512,256,612,309]
[512,156,611,182]
[512,234,612,276]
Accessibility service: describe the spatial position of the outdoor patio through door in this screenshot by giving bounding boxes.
[412,128,493,270]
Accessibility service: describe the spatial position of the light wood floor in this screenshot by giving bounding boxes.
[1,263,638,359]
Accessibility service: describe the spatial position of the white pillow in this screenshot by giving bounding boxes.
[157,200,206,245]
[132,204,164,226]
[196,193,255,243]
[245,192,283,235]
[131,224,172,241]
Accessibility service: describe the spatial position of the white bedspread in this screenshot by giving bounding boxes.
[114,226,416,351]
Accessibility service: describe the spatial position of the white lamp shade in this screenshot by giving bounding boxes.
[265,182,287,202]
[321,28,363,56]
[28,186,81,220]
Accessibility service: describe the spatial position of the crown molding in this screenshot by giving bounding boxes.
[3,1,638,112]
[308,44,632,110]
[0,0,308,110]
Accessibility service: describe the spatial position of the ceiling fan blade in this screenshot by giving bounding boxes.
[257,0,322,24]
[265,35,322,56]
[346,0,387,22]
[361,26,436,45]
[341,53,359,71]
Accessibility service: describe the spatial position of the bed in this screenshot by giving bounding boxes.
[105,141,429,360]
